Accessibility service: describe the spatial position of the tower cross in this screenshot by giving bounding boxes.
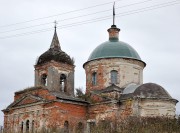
[54,20,58,29]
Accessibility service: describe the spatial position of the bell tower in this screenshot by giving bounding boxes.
[34,28,75,96]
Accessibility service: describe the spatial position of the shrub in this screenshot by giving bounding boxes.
[88,117,180,133]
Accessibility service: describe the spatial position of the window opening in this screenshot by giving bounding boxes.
[21,122,23,133]
[64,121,69,133]
[26,120,29,132]
[60,74,67,92]
[41,74,47,86]
[32,120,35,133]
[92,72,97,85]
[111,70,118,84]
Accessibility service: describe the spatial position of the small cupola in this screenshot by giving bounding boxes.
[36,27,73,66]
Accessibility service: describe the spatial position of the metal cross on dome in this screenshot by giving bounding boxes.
[113,2,115,25]
[54,20,58,29]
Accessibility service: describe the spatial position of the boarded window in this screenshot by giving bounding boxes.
[133,68,140,84]
[111,70,118,84]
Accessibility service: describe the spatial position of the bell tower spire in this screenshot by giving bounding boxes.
[50,21,61,50]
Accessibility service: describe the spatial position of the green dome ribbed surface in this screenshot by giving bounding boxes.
[88,39,141,61]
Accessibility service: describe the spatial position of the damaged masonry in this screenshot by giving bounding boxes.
[2,19,178,133]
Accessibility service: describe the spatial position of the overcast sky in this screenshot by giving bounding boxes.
[0,0,180,126]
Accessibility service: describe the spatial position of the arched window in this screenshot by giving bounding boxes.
[92,72,97,85]
[64,121,69,133]
[111,70,118,84]
[60,74,67,92]
[32,120,35,133]
[26,120,29,132]
[21,122,23,133]
[41,74,47,86]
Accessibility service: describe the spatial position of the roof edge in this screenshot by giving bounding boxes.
[83,57,146,68]
[120,97,179,103]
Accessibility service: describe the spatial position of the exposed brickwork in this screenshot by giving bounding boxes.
[2,26,177,133]
[84,58,145,93]
[14,87,56,101]
[3,88,87,133]
[35,60,75,96]
[87,99,135,123]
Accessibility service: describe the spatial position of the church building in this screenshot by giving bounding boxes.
[2,12,178,133]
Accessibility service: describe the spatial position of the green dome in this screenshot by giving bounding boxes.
[87,39,141,61]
